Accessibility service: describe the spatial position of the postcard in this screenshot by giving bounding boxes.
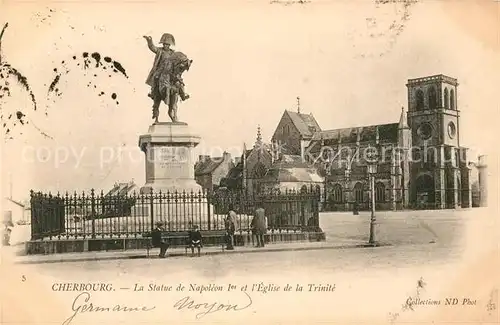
[1,0,498,324]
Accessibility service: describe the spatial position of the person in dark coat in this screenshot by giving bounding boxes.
[188,224,202,257]
[151,221,169,258]
[251,204,267,248]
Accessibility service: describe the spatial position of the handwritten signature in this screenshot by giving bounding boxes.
[62,292,156,325]
[173,291,253,319]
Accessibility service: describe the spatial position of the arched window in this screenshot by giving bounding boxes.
[375,182,386,202]
[428,87,437,110]
[416,90,424,111]
[252,163,267,179]
[331,184,343,203]
[450,89,455,110]
[300,185,308,193]
[354,182,364,202]
[444,88,449,109]
[283,125,290,136]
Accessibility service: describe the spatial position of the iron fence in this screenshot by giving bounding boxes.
[30,187,321,241]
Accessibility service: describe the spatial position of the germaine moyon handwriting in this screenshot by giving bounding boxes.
[62,290,253,324]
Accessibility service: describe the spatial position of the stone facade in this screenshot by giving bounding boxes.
[270,74,475,211]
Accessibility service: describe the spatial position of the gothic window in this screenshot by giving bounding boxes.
[252,163,267,179]
[354,182,364,202]
[450,89,455,110]
[428,87,437,110]
[283,125,290,136]
[416,90,424,111]
[331,184,343,203]
[300,185,308,193]
[375,182,386,202]
[444,88,449,109]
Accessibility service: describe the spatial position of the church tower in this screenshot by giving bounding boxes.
[406,74,463,209]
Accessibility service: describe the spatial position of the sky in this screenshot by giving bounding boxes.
[0,0,498,200]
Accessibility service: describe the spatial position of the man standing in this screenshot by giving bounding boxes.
[151,221,169,258]
[251,204,267,248]
[225,205,236,250]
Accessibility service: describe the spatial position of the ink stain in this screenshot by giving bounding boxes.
[0,64,38,111]
[91,52,101,67]
[48,74,60,93]
[111,93,117,100]
[112,61,128,78]
[46,52,129,106]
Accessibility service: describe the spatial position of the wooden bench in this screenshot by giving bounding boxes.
[143,230,227,257]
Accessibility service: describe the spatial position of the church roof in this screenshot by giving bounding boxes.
[285,110,322,138]
[311,122,399,144]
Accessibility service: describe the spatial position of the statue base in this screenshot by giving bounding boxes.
[138,122,202,194]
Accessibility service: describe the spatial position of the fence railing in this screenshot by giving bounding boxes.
[30,188,321,241]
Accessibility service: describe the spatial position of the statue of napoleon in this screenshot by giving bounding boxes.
[143,33,192,123]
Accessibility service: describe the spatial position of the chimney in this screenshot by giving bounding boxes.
[198,155,210,162]
[223,152,231,161]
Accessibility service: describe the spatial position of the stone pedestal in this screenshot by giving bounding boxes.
[138,122,202,193]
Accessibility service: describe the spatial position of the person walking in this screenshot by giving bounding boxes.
[225,205,236,250]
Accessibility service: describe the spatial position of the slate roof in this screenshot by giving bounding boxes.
[262,167,323,183]
[261,155,323,183]
[195,157,224,176]
[311,122,399,144]
[106,182,137,196]
[285,111,322,138]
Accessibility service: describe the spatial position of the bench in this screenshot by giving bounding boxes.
[143,230,228,257]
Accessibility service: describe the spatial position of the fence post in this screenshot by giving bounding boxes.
[150,188,154,232]
[29,190,36,240]
[207,189,211,230]
[91,189,96,239]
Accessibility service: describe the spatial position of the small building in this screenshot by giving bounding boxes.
[195,152,233,191]
[260,154,323,193]
[3,197,30,225]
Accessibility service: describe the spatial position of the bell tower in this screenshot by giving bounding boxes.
[406,74,462,209]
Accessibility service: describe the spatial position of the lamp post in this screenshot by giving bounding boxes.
[366,145,379,246]
[324,159,331,211]
[367,163,377,245]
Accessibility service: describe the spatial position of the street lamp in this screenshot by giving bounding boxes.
[366,154,378,246]
[324,158,331,211]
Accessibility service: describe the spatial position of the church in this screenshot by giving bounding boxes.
[270,74,472,210]
[220,74,476,210]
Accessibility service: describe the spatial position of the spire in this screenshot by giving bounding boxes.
[297,96,301,114]
[399,106,409,129]
[254,125,262,148]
